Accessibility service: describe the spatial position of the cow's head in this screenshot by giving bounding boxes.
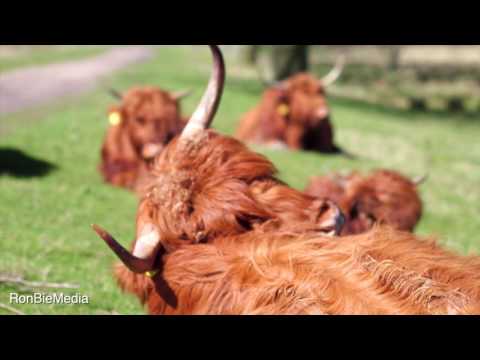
[337,171,425,234]
[107,87,191,160]
[264,57,345,143]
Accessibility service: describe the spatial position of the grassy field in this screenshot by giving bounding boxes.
[1,46,479,315]
[0,45,110,73]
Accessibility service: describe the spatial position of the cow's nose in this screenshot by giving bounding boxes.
[142,143,165,159]
[315,106,330,120]
[319,200,346,237]
[332,206,346,235]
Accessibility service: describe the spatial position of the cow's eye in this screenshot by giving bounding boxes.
[166,133,175,143]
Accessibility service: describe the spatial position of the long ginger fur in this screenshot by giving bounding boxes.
[114,132,479,315]
[99,86,188,190]
[115,225,480,315]
[305,170,423,235]
[103,46,479,315]
[235,73,339,153]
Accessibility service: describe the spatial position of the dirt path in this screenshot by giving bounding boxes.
[0,46,154,117]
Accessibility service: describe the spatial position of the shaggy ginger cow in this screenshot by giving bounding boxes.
[93,45,480,315]
[235,59,345,153]
[99,86,191,190]
[305,170,426,235]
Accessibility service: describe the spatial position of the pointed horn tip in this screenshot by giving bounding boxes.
[92,224,108,239]
[108,88,123,100]
[337,53,347,64]
[91,224,117,245]
[321,54,347,87]
[172,89,194,101]
[414,174,429,186]
[180,44,226,139]
[91,224,155,274]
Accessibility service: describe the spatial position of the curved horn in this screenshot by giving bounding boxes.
[108,88,123,100]
[171,89,193,101]
[321,55,346,88]
[180,45,226,140]
[413,174,429,186]
[92,224,160,274]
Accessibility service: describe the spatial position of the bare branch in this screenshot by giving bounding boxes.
[0,302,25,315]
[0,275,80,290]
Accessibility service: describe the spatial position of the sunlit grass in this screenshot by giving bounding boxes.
[1,46,479,314]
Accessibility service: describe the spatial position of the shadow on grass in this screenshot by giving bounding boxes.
[0,148,57,178]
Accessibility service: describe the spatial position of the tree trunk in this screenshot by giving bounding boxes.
[245,45,260,65]
[272,45,310,81]
[388,46,402,71]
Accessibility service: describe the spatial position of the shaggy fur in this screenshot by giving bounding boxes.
[115,225,480,315]
[99,86,188,190]
[235,73,338,153]
[102,46,479,315]
[113,132,479,315]
[305,170,423,235]
[134,130,343,252]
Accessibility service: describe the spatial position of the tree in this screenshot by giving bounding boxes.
[272,45,310,81]
[243,45,260,65]
[388,46,403,71]
[252,45,311,83]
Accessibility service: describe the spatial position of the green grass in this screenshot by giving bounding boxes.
[0,45,110,73]
[1,46,479,315]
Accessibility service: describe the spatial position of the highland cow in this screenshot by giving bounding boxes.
[103,226,480,315]
[93,45,480,315]
[235,58,345,153]
[305,170,426,235]
[99,86,191,190]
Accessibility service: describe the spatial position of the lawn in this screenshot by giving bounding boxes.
[0,45,110,73]
[1,46,479,315]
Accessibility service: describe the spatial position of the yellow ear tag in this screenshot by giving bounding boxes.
[145,271,158,279]
[109,112,122,126]
[277,104,290,117]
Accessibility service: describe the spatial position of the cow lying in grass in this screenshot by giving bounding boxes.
[235,58,345,153]
[305,170,426,235]
[93,45,480,315]
[99,86,191,190]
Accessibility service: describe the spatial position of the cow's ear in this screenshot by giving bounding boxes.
[108,88,123,100]
[272,79,288,91]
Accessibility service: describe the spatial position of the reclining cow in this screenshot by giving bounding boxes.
[99,86,191,190]
[235,58,345,153]
[93,45,480,315]
[305,170,426,235]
